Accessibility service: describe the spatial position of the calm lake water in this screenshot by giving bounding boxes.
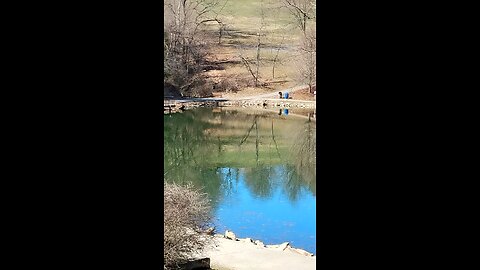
[164,107,316,254]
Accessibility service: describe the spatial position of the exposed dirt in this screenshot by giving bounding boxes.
[167,26,315,101]
[200,29,309,99]
[212,87,272,99]
[288,88,315,101]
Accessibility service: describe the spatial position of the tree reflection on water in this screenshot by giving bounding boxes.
[289,118,316,195]
[163,108,316,206]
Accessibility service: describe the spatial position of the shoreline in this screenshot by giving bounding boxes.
[200,231,316,270]
[164,98,316,115]
[164,84,316,114]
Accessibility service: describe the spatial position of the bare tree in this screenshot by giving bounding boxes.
[238,32,265,86]
[239,53,259,85]
[238,0,267,87]
[281,0,316,91]
[282,0,316,35]
[300,27,316,92]
[265,4,292,81]
[164,0,228,96]
[272,36,285,79]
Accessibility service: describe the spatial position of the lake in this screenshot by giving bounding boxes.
[164,107,316,254]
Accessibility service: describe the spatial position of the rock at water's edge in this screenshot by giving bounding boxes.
[204,227,215,235]
[288,247,314,257]
[279,242,290,251]
[254,240,265,247]
[243,237,253,243]
[225,230,237,241]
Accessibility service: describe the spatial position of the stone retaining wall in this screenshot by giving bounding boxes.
[220,99,315,109]
[164,99,315,114]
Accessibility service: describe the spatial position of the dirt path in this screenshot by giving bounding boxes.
[220,84,311,100]
[167,84,313,102]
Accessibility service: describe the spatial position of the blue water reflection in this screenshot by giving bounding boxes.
[164,108,317,254]
[214,166,316,254]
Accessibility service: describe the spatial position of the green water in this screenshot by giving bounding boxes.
[164,107,317,253]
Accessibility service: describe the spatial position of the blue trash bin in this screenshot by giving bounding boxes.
[284,92,289,99]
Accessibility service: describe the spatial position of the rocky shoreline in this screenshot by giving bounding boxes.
[164,98,316,114]
[199,230,316,270]
[221,230,315,257]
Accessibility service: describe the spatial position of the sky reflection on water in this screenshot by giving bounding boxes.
[214,166,316,254]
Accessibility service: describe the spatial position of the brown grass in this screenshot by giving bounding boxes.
[198,5,313,96]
